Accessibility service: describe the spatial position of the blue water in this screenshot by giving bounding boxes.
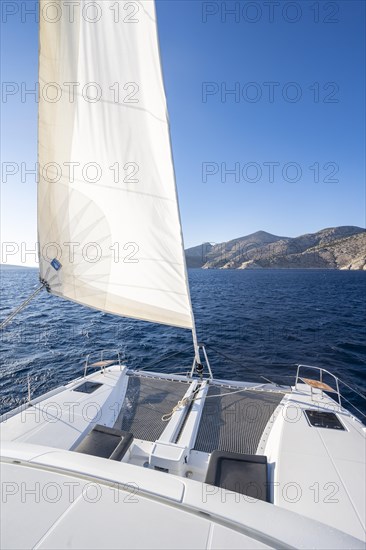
[1,268,365,418]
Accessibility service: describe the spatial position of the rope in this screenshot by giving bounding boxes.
[202,383,267,399]
[136,345,193,372]
[260,376,289,388]
[338,393,366,419]
[0,282,47,330]
[139,342,295,381]
[338,379,366,401]
[206,346,365,418]
[205,344,297,375]
[161,382,269,422]
[162,384,201,422]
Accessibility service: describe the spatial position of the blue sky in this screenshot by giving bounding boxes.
[1,0,365,265]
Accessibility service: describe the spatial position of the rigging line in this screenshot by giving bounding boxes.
[0,282,47,330]
[205,344,297,372]
[161,383,271,422]
[196,384,267,401]
[135,345,194,372]
[338,379,366,401]
[338,393,366,419]
[260,376,289,388]
[165,373,191,379]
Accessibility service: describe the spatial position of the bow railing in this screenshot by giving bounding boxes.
[295,364,366,421]
[84,349,122,377]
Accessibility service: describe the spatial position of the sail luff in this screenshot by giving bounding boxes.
[38,0,195,330]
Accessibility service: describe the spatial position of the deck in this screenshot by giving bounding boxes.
[1,364,365,547]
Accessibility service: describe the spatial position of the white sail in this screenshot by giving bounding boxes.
[38,0,194,329]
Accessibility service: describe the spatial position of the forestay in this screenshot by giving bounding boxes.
[38,0,194,329]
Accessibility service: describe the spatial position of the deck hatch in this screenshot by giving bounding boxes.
[73,381,103,394]
[304,410,345,430]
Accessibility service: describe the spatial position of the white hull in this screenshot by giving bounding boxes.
[1,363,365,549]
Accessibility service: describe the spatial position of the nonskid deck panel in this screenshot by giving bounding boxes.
[193,386,284,455]
[114,374,190,442]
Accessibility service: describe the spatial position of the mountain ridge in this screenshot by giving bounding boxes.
[185,226,366,270]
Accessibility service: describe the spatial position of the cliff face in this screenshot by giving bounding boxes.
[185,227,366,270]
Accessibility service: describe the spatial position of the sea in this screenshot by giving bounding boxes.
[1,267,365,419]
